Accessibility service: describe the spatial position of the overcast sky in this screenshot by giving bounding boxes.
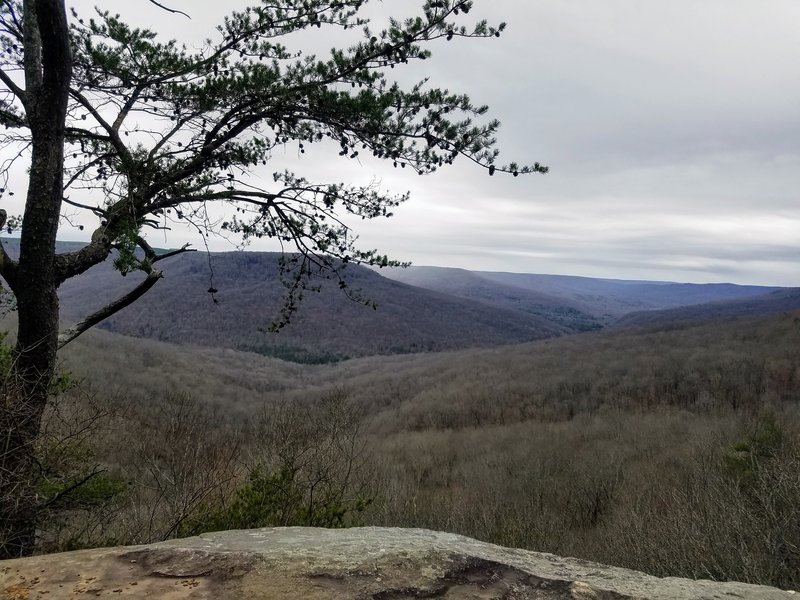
[7,1,800,285]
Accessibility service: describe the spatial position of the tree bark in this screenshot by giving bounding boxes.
[0,0,71,559]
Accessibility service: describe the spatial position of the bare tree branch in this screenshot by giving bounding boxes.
[146,0,191,20]
[36,469,104,510]
[57,242,195,348]
[0,69,25,103]
[57,270,162,349]
[149,242,195,264]
[68,88,133,166]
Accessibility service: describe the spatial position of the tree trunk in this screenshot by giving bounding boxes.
[0,0,71,559]
[0,263,60,558]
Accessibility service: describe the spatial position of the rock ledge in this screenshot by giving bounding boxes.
[1,527,796,599]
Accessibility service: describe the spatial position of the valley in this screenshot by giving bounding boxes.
[2,239,800,588]
[53,295,800,589]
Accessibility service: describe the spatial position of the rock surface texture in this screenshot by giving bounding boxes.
[1,527,796,599]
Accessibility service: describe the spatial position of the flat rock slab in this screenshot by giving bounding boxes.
[1,527,796,599]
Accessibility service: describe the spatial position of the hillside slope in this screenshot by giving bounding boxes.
[382,266,783,325]
[60,308,800,424]
[475,271,783,321]
[381,265,603,331]
[615,287,800,330]
[1,237,788,358]
[56,310,800,587]
[55,249,567,358]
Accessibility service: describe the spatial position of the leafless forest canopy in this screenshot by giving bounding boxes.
[24,304,800,590]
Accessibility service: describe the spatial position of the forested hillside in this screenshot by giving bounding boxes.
[385,265,784,323]
[56,250,567,359]
[380,265,604,331]
[4,237,799,588]
[615,288,800,329]
[2,237,788,361]
[48,308,800,589]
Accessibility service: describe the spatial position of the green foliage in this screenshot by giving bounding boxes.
[186,464,371,535]
[0,330,11,380]
[242,342,347,364]
[47,370,78,396]
[111,230,142,276]
[216,466,302,530]
[38,472,126,512]
[179,390,374,536]
[722,414,785,487]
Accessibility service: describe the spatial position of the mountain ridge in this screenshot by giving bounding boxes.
[54,249,568,358]
[1,237,792,359]
[381,264,785,325]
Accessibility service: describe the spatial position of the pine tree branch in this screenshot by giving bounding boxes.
[54,237,113,285]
